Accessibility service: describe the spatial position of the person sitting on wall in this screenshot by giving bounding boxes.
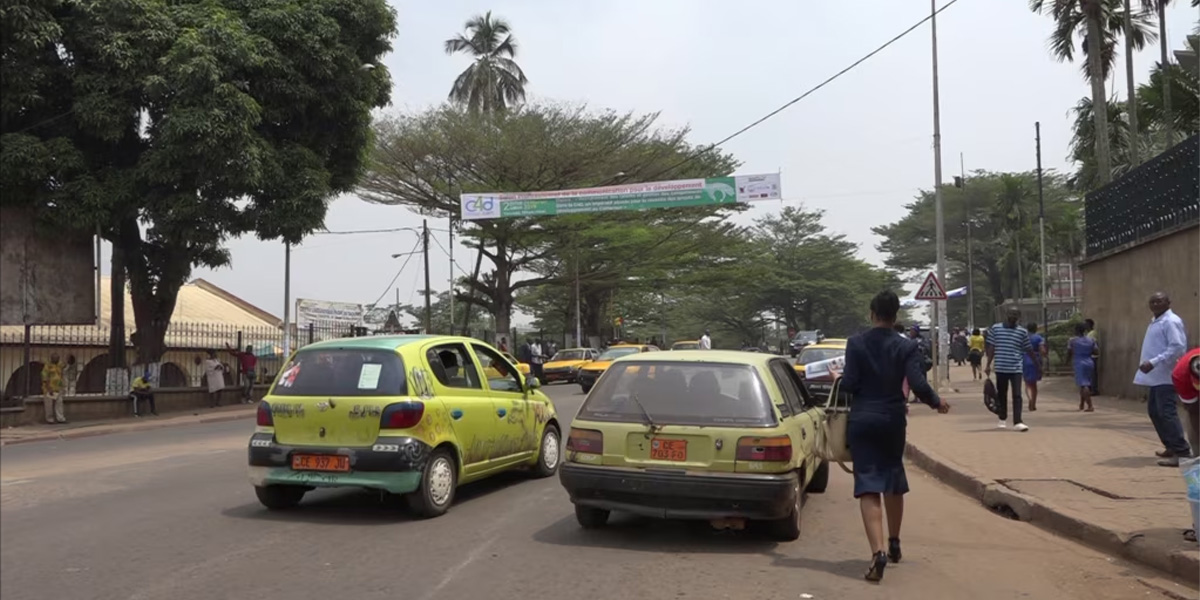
[131,368,158,417]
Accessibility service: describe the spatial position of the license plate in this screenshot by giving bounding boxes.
[650,438,687,461]
[291,454,350,472]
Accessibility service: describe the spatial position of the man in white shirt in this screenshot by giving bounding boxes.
[1136,292,1190,466]
[699,330,712,350]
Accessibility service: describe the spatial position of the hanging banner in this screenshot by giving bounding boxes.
[459,173,782,220]
[295,298,364,328]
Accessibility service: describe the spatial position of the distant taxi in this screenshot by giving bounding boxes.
[793,339,847,401]
[560,351,828,540]
[248,335,561,518]
[576,344,659,394]
[500,352,533,377]
[543,348,599,384]
[671,340,701,350]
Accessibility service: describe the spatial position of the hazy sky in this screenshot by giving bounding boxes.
[103,0,1199,325]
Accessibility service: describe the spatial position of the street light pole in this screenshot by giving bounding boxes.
[931,0,949,384]
[448,220,454,333]
[423,219,432,334]
[961,153,973,329]
[282,242,292,357]
[1036,122,1048,328]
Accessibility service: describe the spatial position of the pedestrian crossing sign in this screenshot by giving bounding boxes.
[914,272,947,300]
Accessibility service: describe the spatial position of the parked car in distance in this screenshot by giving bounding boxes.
[788,330,825,357]
[671,340,701,350]
[559,351,828,541]
[543,348,599,384]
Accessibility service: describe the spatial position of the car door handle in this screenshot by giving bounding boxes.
[450,409,463,420]
[496,408,507,417]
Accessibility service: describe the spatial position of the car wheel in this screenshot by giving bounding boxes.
[575,504,609,529]
[767,479,803,541]
[254,485,306,510]
[531,424,561,478]
[805,460,830,494]
[580,382,593,394]
[406,448,457,519]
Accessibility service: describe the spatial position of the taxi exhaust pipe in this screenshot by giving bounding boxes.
[709,517,746,531]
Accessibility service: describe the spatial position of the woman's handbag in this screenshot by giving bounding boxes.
[816,376,853,474]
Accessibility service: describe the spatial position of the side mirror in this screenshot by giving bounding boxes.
[526,375,542,390]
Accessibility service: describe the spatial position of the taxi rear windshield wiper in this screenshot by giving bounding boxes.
[629,390,662,435]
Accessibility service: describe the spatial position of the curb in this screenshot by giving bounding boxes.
[906,440,1200,586]
[0,411,255,447]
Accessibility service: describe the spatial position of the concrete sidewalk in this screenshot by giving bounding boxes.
[906,366,1199,584]
[0,404,257,446]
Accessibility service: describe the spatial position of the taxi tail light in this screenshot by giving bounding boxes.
[566,428,603,454]
[256,402,273,427]
[736,436,792,462]
[381,402,424,429]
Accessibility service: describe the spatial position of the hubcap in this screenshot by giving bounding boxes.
[428,457,454,506]
[543,430,560,469]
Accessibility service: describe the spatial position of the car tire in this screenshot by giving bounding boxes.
[580,382,593,395]
[406,448,457,519]
[531,424,561,478]
[805,460,830,494]
[767,479,803,541]
[575,504,609,529]
[255,485,306,510]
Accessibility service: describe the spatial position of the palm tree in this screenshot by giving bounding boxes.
[1140,1,1179,148]
[444,11,528,112]
[1030,0,1156,187]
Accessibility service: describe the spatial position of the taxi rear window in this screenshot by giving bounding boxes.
[799,347,845,365]
[272,349,406,397]
[579,361,775,427]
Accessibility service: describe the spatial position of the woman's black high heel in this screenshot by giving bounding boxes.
[864,551,888,582]
[887,537,902,563]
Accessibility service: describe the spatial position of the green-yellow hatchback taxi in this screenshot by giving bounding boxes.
[559,351,828,540]
[248,335,561,518]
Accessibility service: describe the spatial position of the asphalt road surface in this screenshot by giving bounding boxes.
[0,385,1181,600]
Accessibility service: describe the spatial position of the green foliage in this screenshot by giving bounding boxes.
[1,0,396,361]
[1030,0,1157,80]
[444,11,527,112]
[873,171,1082,326]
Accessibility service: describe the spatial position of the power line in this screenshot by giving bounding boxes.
[368,237,421,308]
[641,0,963,182]
[313,225,449,236]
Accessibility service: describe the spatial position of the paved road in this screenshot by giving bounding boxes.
[0,385,1177,600]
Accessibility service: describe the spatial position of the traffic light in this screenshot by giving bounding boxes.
[953,176,964,189]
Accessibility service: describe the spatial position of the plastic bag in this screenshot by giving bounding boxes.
[1182,456,1200,531]
[983,377,999,415]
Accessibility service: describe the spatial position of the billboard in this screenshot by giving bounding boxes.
[0,206,97,325]
[295,298,364,328]
[460,173,782,220]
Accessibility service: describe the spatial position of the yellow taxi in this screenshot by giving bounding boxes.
[671,340,700,351]
[560,350,828,540]
[793,339,847,401]
[501,352,532,377]
[248,335,561,518]
[576,344,659,394]
[542,348,599,384]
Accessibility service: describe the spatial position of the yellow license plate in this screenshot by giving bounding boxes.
[292,454,350,472]
[650,439,687,461]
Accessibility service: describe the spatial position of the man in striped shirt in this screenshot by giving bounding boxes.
[985,307,1036,432]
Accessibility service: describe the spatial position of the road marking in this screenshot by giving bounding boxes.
[419,536,496,600]
[1,479,32,485]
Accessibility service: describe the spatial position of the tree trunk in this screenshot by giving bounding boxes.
[1015,235,1024,301]
[1085,2,1113,185]
[1158,3,1173,147]
[118,222,185,365]
[460,243,484,335]
[108,245,127,369]
[1124,0,1139,166]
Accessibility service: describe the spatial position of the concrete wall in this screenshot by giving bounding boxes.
[1081,225,1199,399]
[0,206,96,325]
[0,385,268,428]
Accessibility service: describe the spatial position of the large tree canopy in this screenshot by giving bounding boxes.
[358,103,741,333]
[0,0,396,362]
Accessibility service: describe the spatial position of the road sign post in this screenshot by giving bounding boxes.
[914,271,948,392]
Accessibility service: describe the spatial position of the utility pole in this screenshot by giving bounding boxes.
[574,248,582,348]
[931,0,949,384]
[282,243,292,357]
[448,220,454,334]
[960,153,974,328]
[423,219,431,334]
[1036,122,1048,329]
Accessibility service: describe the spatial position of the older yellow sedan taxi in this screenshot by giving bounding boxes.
[576,344,659,394]
[793,339,847,401]
[542,348,599,384]
[560,350,828,540]
[671,340,701,350]
[248,335,561,518]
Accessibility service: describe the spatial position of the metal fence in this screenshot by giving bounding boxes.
[1085,134,1199,257]
[0,320,391,407]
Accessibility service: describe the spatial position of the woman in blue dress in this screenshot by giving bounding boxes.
[837,290,950,582]
[1067,322,1098,412]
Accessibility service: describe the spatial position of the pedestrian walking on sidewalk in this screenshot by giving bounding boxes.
[203,350,225,408]
[1023,323,1046,411]
[985,307,1037,432]
[40,353,67,424]
[699,329,712,350]
[1067,323,1098,412]
[1085,318,1100,395]
[967,328,985,380]
[226,344,258,403]
[1136,292,1191,467]
[835,290,949,583]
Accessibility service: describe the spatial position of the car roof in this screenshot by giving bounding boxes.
[614,350,777,367]
[673,340,699,344]
[297,334,473,352]
[804,341,847,349]
[554,348,593,352]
